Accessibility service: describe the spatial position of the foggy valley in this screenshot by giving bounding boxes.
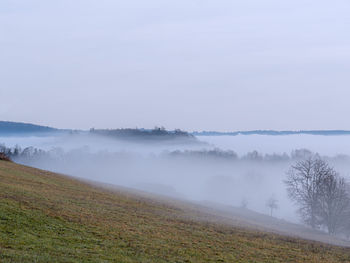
[3,130,350,229]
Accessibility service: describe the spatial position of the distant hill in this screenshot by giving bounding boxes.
[90,127,198,142]
[193,130,350,136]
[3,121,350,138]
[0,121,62,135]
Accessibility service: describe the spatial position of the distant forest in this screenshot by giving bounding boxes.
[193,130,350,136]
[0,121,195,141]
[1,144,346,164]
[90,127,195,141]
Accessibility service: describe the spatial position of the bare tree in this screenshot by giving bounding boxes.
[340,183,350,239]
[285,157,350,234]
[318,173,350,235]
[285,157,330,229]
[240,198,248,209]
[266,195,278,217]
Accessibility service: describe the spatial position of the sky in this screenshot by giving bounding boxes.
[1,0,350,131]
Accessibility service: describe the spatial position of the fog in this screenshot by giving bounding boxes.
[4,133,350,228]
[0,133,206,154]
[23,150,294,219]
[200,135,350,156]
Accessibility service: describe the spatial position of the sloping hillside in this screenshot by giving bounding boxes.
[0,121,60,135]
[1,161,350,262]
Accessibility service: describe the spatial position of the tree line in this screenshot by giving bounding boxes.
[168,148,346,162]
[89,127,194,141]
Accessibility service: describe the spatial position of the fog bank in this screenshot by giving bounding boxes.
[3,133,350,225]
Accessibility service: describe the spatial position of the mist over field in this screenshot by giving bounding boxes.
[3,133,350,224]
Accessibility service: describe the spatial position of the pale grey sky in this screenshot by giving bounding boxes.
[1,0,350,131]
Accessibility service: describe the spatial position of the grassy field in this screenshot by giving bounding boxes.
[1,160,350,262]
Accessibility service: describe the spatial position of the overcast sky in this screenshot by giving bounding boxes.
[1,0,350,131]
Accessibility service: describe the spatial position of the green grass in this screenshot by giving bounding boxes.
[1,160,350,262]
